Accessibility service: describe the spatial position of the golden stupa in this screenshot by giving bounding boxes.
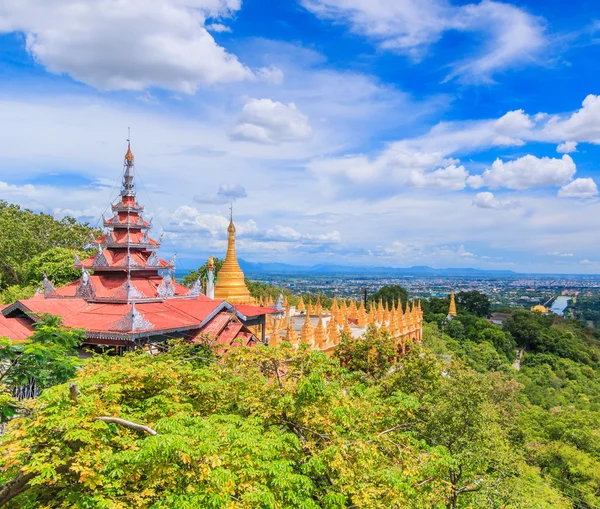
[448,292,457,316]
[214,208,254,304]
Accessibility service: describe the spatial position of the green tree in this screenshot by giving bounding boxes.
[0,201,97,289]
[24,247,89,288]
[0,315,84,422]
[456,291,490,317]
[368,285,409,309]
[334,325,398,379]
[0,342,453,508]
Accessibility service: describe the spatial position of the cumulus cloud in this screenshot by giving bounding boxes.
[308,149,467,193]
[472,192,519,210]
[0,0,251,92]
[557,141,578,153]
[301,0,546,81]
[468,155,576,190]
[542,94,600,144]
[231,98,312,144]
[167,206,340,248]
[194,184,247,204]
[558,178,599,199]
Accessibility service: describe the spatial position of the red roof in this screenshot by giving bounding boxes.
[0,306,32,342]
[8,296,222,335]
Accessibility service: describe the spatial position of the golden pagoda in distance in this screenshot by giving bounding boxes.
[448,292,457,317]
[214,206,254,304]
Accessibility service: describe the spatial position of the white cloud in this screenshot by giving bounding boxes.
[547,252,574,257]
[558,178,599,199]
[0,0,251,93]
[206,23,232,33]
[542,95,600,144]
[194,183,247,204]
[557,141,578,153]
[472,191,519,209]
[468,155,576,190]
[309,149,467,193]
[231,98,312,144]
[301,0,546,81]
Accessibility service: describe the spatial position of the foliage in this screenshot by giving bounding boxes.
[0,201,98,289]
[0,285,37,306]
[334,325,398,379]
[0,315,84,422]
[368,285,408,309]
[0,342,454,508]
[24,247,89,288]
[455,291,491,317]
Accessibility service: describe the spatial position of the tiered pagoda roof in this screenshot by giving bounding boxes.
[0,141,273,348]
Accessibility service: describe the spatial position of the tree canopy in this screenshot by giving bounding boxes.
[0,201,97,290]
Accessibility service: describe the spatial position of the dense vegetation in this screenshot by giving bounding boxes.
[2,202,600,507]
[0,202,96,304]
[573,296,600,328]
[0,331,569,508]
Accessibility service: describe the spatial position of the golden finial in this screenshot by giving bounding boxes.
[207,255,215,270]
[125,128,134,162]
[327,315,339,345]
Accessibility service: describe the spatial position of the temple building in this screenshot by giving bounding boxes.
[0,142,424,356]
[0,143,272,351]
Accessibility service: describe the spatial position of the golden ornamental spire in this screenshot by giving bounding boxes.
[285,317,298,345]
[327,315,339,345]
[124,142,134,162]
[357,300,367,327]
[297,295,305,312]
[342,315,352,336]
[314,316,327,349]
[213,207,253,304]
[349,299,358,320]
[448,292,457,316]
[301,312,314,345]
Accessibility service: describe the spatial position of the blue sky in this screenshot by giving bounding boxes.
[0,0,599,274]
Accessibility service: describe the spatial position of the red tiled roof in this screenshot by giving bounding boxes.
[52,274,191,299]
[0,306,32,342]
[4,296,224,336]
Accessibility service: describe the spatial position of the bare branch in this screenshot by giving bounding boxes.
[94,416,157,436]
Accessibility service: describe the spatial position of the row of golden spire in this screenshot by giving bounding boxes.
[264,296,423,351]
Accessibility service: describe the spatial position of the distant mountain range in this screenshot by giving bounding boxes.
[237,259,517,276]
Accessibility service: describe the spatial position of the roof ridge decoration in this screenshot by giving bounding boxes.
[93,244,109,268]
[74,253,82,266]
[187,277,204,297]
[75,267,95,300]
[110,302,154,332]
[157,271,175,299]
[146,251,160,268]
[41,273,56,297]
[108,274,145,301]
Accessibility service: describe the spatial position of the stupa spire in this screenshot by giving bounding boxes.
[213,205,253,304]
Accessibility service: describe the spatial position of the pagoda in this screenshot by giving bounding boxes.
[213,207,254,305]
[0,142,273,350]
